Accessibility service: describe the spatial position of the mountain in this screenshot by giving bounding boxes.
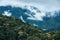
[0,15,60,40]
[0,5,60,31]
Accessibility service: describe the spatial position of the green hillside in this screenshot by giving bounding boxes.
[0,15,60,40]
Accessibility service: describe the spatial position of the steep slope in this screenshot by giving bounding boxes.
[0,5,60,31]
[0,15,60,40]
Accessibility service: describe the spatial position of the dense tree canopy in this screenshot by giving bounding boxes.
[0,15,60,40]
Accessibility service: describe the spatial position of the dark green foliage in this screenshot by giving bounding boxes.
[0,15,60,40]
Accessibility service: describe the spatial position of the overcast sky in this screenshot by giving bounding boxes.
[19,0,60,6]
[0,0,60,12]
[18,0,60,12]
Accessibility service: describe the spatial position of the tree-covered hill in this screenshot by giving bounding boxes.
[0,15,60,40]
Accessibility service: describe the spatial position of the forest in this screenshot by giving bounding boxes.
[0,15,60,40]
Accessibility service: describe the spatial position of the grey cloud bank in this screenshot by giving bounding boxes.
[0,0,60,12]
[18,0,60,12]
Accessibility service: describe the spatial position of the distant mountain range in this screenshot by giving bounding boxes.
[0,5,60,31]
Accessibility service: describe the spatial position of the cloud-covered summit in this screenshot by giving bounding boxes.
[0,0,60,31]
[0,0,60,21]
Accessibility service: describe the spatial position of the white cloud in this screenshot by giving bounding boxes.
[2,11,12,16]
[0,0,46,21]
[19,0,60,12]
[33,24,38,26]
[19,16,26,22]
[25,6,46,21]
[0,0,27,8]
[0,0,60,21]
[0,0,60,12]
[42,29,47,31]
[27,12,45,21]
[0,0,50,12]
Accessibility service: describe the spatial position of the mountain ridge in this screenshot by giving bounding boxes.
[0,15,60,40]
[0,5,60,31]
